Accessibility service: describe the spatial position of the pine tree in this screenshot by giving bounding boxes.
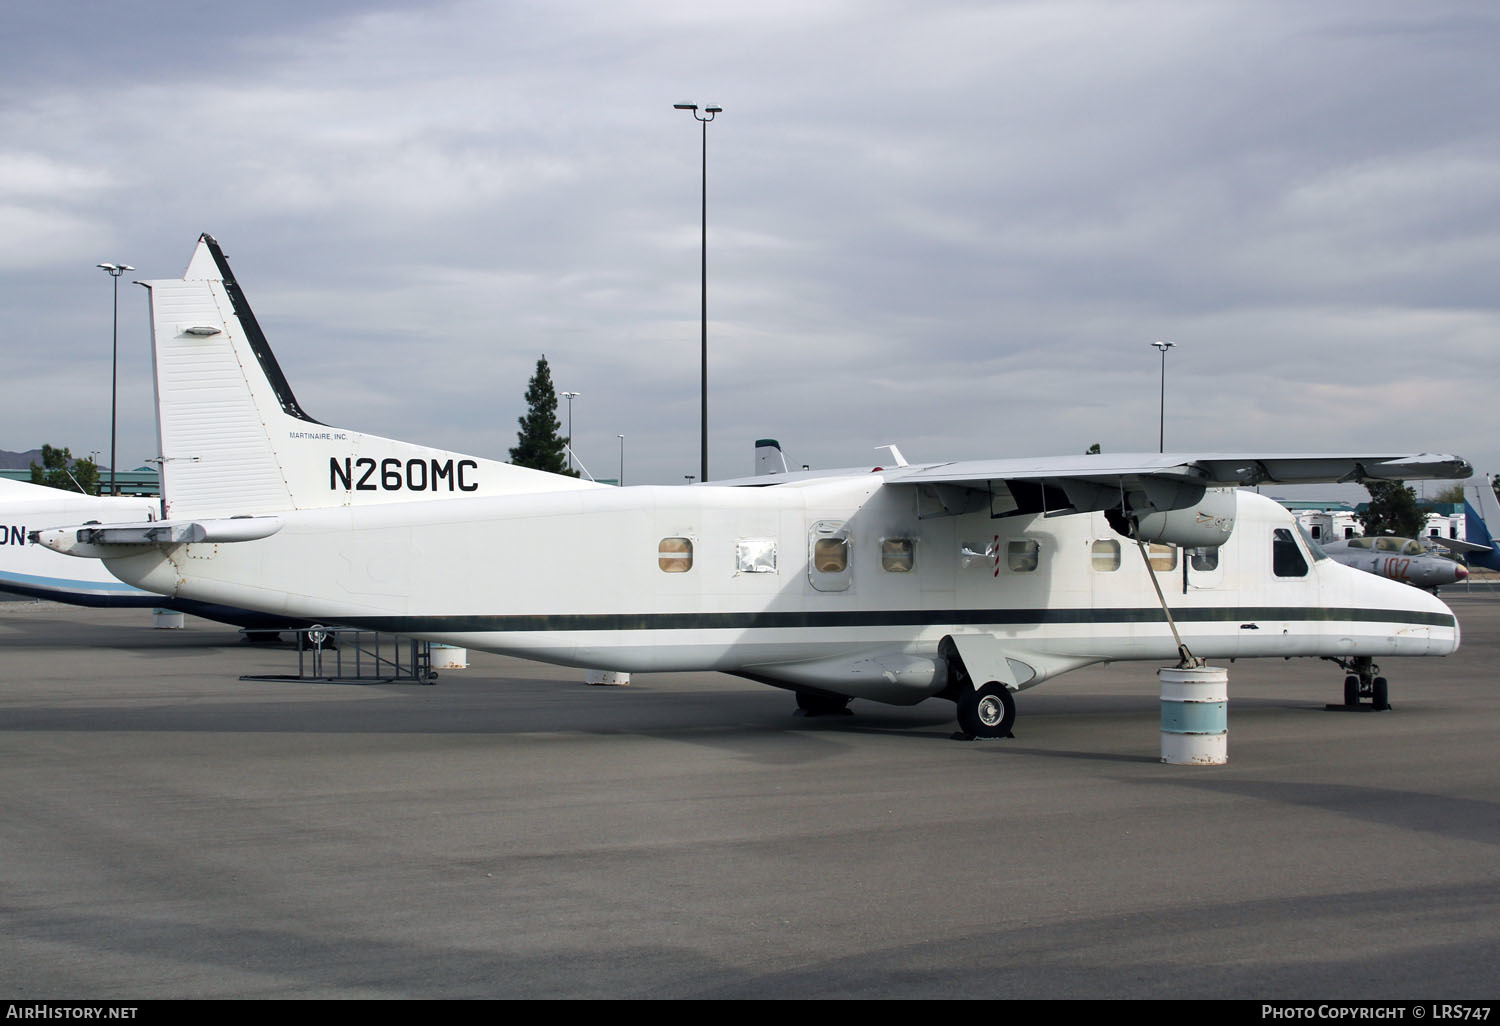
[509,356,577,476]
[29,444,100,494]
[1359,480,1425,538]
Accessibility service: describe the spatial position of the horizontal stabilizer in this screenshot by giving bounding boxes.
[32,516,283,558]
[1426,535,1492,555]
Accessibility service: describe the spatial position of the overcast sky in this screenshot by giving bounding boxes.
[2,0,1497,492]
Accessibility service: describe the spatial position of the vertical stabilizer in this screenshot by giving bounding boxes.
[1463,478,1500,572]
[143,234,599,519]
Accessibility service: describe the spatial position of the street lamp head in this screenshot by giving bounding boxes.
[673,103,698,110]
[705,106,722,113]
[97,263,117,270]
[1151,340,1175,353]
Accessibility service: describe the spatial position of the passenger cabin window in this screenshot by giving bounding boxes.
[881,538,915,573]
[736,538,777,574]
[809,521,851,592]
[814,538,848,573]
[1007,540,1040,573]
[658,537,694,573]
[1273,527,1309,577]
[1190,546,1219,572]
[1091,540,1121,572]
[1148,544,1177,572]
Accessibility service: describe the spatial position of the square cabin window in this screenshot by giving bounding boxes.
[1007,539,1040,573]
[1148,544,1178,572]
[814,537,849,573]
[1091,539,1121,572]
[736,538,777,574]
[1190,546,1220,572]
[881,538,915,573]
[658,537,693,573]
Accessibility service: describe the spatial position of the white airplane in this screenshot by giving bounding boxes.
[35,235,1471,734]
[0,477,162,606]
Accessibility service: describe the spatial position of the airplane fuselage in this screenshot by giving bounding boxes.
[102,480,1458,705]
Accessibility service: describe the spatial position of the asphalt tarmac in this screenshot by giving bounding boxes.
[2,597,1498,999]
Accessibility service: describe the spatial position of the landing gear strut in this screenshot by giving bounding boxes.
[1327,656,1390,711]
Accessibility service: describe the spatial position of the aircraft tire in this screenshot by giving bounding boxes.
[1343,675,1360,707]
[794,691,852,716]
[1372,676,1390,711]
[957,682,1015,739]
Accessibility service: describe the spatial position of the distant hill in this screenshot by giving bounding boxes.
[0,449,44,471]
[0,449,113,473]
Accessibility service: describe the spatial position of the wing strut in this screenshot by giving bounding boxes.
[1137,537,1201,669]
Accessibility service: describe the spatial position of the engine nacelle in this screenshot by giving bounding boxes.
[1121,487,1237,548]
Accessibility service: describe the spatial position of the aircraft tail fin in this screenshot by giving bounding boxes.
[1463,477,1500,572]
[143,235,599,519]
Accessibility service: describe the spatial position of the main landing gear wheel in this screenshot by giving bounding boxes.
[1343,675,1360,707]
[1371,676,1390,712]
[956,682,1016,739]
[794,691,853,717]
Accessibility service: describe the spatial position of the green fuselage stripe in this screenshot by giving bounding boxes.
[332,606,1454,635]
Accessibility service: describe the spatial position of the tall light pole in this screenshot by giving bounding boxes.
[1151,340,1175,454]
[560,391,579,472]
[673,102,721,484]
[98,262,134,495]
[618,434,625,487]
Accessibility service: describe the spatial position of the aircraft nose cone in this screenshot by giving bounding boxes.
[1456,564,1469,581]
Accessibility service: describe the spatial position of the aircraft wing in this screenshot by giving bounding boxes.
[878,452,1472,519]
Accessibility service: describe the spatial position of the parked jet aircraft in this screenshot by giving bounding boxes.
[33,235,1471,734]
[1319,535,1470,590]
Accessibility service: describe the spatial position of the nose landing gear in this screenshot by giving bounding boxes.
[1328,656,1390,711]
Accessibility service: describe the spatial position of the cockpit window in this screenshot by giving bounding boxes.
[1295,521,1330,562]
[1375,537,1405,552]
[1348,537,1373,550]
[1274,527,1309,577]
